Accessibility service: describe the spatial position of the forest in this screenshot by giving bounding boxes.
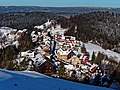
[0,11,120,53]
[57,11,120,53]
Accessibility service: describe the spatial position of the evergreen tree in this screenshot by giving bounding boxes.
[0,45,17,69]
[18,31,33,52]
[91,51,96,63]
[113,63,120,85]
[19,58,28,70]
[81,43,86,53]
[58,62,65,77]
[5,61,15,70]
[116,62,120,73]
[95,52,105,65]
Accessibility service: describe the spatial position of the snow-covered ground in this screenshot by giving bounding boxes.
[0,69,113,90]
[84,42,120,62]
[50,25,68,35]
[34,20,52,30]
[0,26,27,49]
[0,27,16,34]
[48,24,120,62]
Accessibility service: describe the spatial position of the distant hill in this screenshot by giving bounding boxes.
[0,6,120,14]
[0,12,58,29]
[0,6,120,53]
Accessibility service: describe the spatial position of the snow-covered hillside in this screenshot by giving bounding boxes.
[0,69,113,90]
[49,24,68,35]
[48,23,120,62]
[84,42,120,62]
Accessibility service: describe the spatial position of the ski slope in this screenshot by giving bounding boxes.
[0,69,113,90]
[84,42,120,62]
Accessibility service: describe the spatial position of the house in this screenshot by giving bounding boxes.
[57,48,71,60]
[36,59,56,75]
[43,36,50,42]
[57,51,68,60]
[67,51,76,59]
[61,35,65,40]
[89,64,98,73]
[53,34,61,41]
[35,46,43,53]
[70,36,76,41]
[79,56,89,63]
[64,64,74,70]
[57,48,64,53]
[65,36,71,41]
[64,64,75,78]
[58,41,65,46]
[71,56,81,67]
[42,31,48,36]
[65,36,76,45]
[21,51,34,58]
[43,45,50,53]
[43,53,50,59]
[69,36,76,45]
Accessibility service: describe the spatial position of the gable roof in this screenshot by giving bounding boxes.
[57,48,72,56]
[36,57,57,68]
[64,64,74,70]
[68,51,76,56]
[35,59,47,66]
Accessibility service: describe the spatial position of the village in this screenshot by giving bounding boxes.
[0,20,120,88]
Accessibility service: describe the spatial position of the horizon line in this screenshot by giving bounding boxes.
[0,5,120,9]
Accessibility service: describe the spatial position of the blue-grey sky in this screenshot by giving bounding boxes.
[0,0,120,8]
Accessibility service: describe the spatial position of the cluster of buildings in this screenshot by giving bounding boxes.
[16,20,102,80]
[0,27,27,49]
[0,20,118,88]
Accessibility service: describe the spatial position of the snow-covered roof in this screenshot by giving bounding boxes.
[35,59,46,66]
[34,25,44,30]
[73,50,79,55]
[59,50,70,55]
[36,47,42,50]
[89,64,98,71]
[21,51,34,58]
[64,64,74,70]
[34,20,52,30]
[35,53,44,59]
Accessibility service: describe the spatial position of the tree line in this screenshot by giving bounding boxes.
[57,11,120,53]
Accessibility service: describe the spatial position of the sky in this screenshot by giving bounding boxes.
[0,0,120,8]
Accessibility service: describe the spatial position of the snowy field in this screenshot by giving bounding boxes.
[84,42,120,62]
[0,69,113,90]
